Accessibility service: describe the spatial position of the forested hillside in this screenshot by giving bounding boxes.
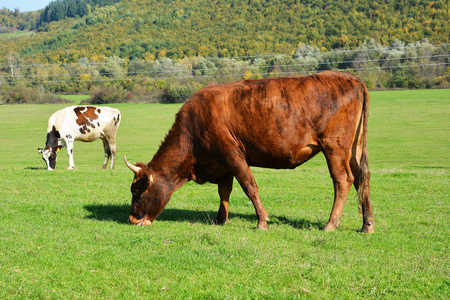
[38,0,119,25]
[1,0,448,62]
[0,0,449,103]
[0,9,40,32]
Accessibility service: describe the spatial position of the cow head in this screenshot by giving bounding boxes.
[38,146,60,170]
[125,156,170,226]
[39,126,61,170]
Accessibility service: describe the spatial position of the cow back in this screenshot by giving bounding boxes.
[179,71,366,169]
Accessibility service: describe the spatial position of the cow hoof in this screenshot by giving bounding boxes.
[362,224,375,234]
[322,223,337,232]
[257,221,268,231]
[212,218,227,225]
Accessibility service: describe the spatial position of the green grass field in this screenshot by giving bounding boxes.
[0,89,449,299]
[60,94,89,104]
[0,31,35,38]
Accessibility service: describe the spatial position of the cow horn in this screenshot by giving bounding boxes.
[124,156,141,173]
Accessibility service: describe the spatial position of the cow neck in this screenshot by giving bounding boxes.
[45,126,60,149]
[148,116,193,188]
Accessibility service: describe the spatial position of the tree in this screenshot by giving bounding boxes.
[77,0,88,17]
[50,3,65,22]
[67,0,79,18]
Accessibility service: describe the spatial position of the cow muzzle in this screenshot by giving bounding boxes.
[128,215,152,226]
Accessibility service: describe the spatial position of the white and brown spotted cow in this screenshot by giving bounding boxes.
[38,105,121,170]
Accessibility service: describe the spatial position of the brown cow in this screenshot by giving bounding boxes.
[125,71,374,233]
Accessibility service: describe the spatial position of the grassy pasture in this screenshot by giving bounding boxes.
[0,89,449,299]
[60,94,89,105]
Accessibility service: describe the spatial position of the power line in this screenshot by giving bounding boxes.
[4,62,449,85]
[1,43,449,69]
[5,54,449,80]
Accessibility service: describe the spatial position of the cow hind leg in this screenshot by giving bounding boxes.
[323,150,354,232]
[213,174,234,225]
[350,147,374,233]
[102,138,111,169]
[108,141,117,169]
[101,133,117,169]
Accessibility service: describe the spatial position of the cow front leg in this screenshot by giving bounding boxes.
[213,174,234,225]
[65,136,75,170]
[232,164,269,230]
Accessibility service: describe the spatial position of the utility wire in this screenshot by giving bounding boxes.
[4,62,449,85]
[1,43,449,68]
[5,54,449,80]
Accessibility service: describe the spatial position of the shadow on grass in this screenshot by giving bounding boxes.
[272,216,324,230]
[83,204,253,225]
[24,167,47,170]
[412,166,450,170]
[84,204,130,224]
[84,204,323,230]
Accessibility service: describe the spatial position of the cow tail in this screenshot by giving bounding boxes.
[357,84,370,216]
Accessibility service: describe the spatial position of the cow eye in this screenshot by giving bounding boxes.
[130,185,139,196]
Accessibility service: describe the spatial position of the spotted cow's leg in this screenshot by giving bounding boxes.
[102,138,110,169]
[108,140,117,169]
[64,134,75,170]
[101,135,117,169]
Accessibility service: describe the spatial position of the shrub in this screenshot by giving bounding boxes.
[3,85,33,103]
[160,83,200,103]
[87,88,125,104]
[2,84,71,104]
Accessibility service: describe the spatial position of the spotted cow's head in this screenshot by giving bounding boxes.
[39,126,61,170]
[38,147,58,170]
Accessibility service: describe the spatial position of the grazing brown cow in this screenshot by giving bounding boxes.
[125,71,374,233]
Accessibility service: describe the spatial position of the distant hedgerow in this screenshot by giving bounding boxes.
[2,84,71,104]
